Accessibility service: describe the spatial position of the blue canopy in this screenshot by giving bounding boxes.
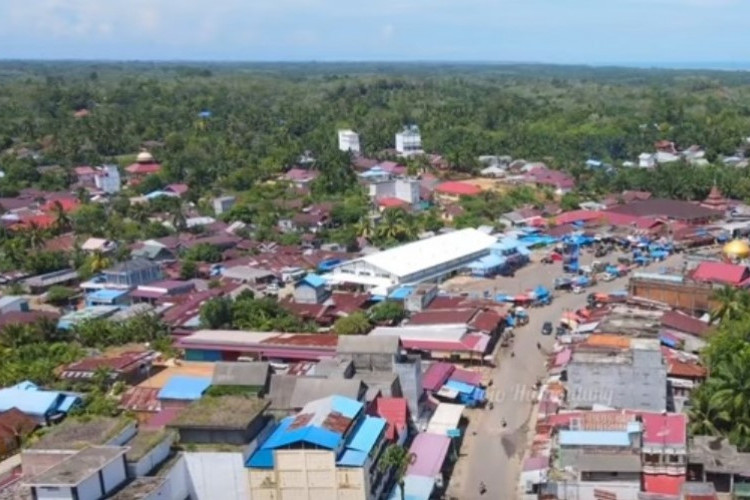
[389,287,413,300]
[534,285,550,297]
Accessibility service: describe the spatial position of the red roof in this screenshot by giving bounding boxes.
[62,351,152,375]
[469,310,503,333]
[661,311,710,337]
[408,308,478,326]
[450,368,483,386]
[377,197,409,208]
[165,183,189,196]
[126,162,161,175]
[603,212,662,229]
[0,311,59,328]
[422,362,455,391]
[668,358,707,379]
[74,166,96,176]
[435,181,481,196]
[640,412,687,447]
[119,386,161,412]
[15,214,55,230]
[692,261,750,286]
[330,292,370,315]
[369,397,408,441]
[643,474,685,496]
[553,210,603,225]
[41,198,79,213]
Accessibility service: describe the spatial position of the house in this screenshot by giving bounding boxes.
[84,289,130,308]
[0,381,80,425]
[131,240,177,262]
[395,125,423,156]
[368,397,410,445]
[102,259,163,288]
[369,324,490,362]
[370,178,421,208]
[247,395,389,500]
[157,376,211,408]
[406,432,454,489]
[338,129,361,153]
[25,269,79,293]
[294,273,330,304]
[284,168,319,189]
[434,181,481,203]
[164,183,189,197]
[74,166,96,186]
[81,237,116,254]
[94,164,122,194]
[211,361,271,395]
[125,151,161,184]
[24,446,128,500]
[500,207,543,228]
[168,396,269,445]
[0,408,37,459]
[0,296,29,314]
[59,351,157,385]
[691,261,750,287]
[130,279,195,303]
[212,195,236,216]
[525,165,576,193]
[688,435,750,496]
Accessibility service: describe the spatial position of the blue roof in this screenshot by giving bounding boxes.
[87,289,129,301]
[444,379,476,395]
[247,448,274,468]
[388,475,436,500]
[337,449,369,467]
[297,273,326,289]
[0,388,62,417]
[247,416,343,468]
[331,395,364,418]
[157,376,211,401]
[346,416,386,453]
[389,287,413,300]
[58,395,81,413]
[558,430,632,447]
[468,254,505,270]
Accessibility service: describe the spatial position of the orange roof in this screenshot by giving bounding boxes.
[583,334,630,349]
[41,198,79,213]
[435,181,482,196]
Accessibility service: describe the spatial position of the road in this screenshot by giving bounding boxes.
[452,251,682,500]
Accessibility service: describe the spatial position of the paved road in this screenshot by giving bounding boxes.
[455,251,682,499]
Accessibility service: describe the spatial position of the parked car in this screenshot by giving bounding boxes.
[542,321,553,335]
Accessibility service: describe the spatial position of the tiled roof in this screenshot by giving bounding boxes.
[469,310,503,333]
[661,310,710,337]
[692,261,749,286]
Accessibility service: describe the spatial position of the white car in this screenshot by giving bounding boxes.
[572,286,584,294]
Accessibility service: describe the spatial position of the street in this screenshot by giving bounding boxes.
[449,250,682,500]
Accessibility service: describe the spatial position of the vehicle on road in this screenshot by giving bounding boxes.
[541,321,553,335]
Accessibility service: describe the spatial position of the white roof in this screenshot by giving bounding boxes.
[369,324,467,342]
[180,330,280,346]
[351,228,496,278]
[81,238,110,251]
[427,403,465,435]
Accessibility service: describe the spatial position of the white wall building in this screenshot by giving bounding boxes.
[95,165,122,194]
[369,178,421,207]
[338,129,361,153]
[395,126,423,156]
[327,228,496,292]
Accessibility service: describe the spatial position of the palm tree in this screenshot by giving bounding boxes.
[354,217,374,239]
[710,286,749,324]
[88,250,111,274]
[378,444,416,500]
[687,387,724,437]
[50,200,72,234]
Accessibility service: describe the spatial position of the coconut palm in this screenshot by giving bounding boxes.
[687,387,725,437]
[88,250,111,274]
[50,200,72,234]
[710,286,750,324]
[378,444,416,500]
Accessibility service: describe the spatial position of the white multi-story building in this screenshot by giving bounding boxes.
[95,165,122,194]
[338,129,361,153]
[369,178,421,207]
[395,126,423,156]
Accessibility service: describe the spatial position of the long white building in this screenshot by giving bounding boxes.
[395,125,423,156]
[326,229,496,292]
[338,129,361,153]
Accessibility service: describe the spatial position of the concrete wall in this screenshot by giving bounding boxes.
[183,452,248,500]
[35,486,76,500]
[127,433,175,477]
[156,454,191,500]
[629,278,715,314]
[106,421,139,446]
[555,479,641,500]
[101,455,127,493]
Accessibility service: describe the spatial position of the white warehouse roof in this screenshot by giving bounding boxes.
[350,228,496,279]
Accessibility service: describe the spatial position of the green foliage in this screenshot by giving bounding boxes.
[200,297,234,329]
[46,285,77,306]
[180,260,198,279]
[199,294,316,332]
[334,311,372,335]
[182,243,222,263]
[369,301,405,325]
[73,314,169,348]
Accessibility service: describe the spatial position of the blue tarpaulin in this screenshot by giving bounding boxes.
[389,287,413,300]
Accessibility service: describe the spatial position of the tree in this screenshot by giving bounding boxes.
[50,200,72,234]
[334,312,372,335]
[180,260,198,279]
[200,297,234,329]
[183,243,222,263]
[559,192,581,212]
[46,285,76,306]
[369,301,405,325]
[378,444,416,500]
[88,250,112,274]
[710,286,750,324]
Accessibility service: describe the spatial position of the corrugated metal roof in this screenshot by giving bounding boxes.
[387,475,435,500]
[407,433,451,477]
[157,376,211,401]
[427,403,465,436]
[558,430,632,447]
[422,363,454,392]
[346,416,386,454]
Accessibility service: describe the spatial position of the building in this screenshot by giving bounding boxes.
[338,129,361,153]
[94,165,122,194]
[327,229,496,292]
[0,408,37,459]
[370,178,421,208]
[168,396,269,445]
[125,151,161,184]
[369,324,489,362]
[395,125,423,156]
[0,381,80,425]
[566,337,667,411]
[434,181,482,204]
[24,446,128,500]
[157,376,211,408]
[406,432,454,491]
[59,351,156,385]
[604,199,723,225]
[130,279,195,303]
[25,269,79,293]
[247,395,388,500]
[102,259,162,288]
[0,295,28,314]
[85,288,130,308]
[691,261,750,287]
[689,435,750,496]
[213,195,236,216]
[294,274,330,304]
[211,361,271,395]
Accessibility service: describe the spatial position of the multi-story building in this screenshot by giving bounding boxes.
[395,126,423,156]
[369,178,420,209]
[102,259,163,288]
[566,338,667,412]
[94,165,122,194]
[247,395,389,500]
[338,129,361,154]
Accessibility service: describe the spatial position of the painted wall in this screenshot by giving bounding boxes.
[127,433,175,477]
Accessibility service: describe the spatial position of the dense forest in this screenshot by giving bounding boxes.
[2,62,750,202]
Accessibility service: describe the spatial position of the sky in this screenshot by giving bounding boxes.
[1,0,748,66]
